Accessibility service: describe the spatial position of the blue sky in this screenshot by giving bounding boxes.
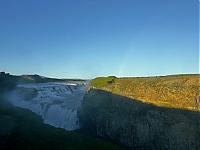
[0,0,199,79]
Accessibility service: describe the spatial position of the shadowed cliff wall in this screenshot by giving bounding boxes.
[78,88,200,149]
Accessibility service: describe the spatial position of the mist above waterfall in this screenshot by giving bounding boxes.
[7,82,88,131]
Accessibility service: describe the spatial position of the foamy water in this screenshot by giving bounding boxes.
[8,82,88,131]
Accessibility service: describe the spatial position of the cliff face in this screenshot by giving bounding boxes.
[89,75,200,111]
[78,75,200,149]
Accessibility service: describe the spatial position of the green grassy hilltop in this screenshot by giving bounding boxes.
[90,74,200,110]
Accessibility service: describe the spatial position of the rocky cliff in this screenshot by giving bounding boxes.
[78,75,200,149]
[89,75,200,111]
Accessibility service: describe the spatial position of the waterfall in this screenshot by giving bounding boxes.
[44,105,79,130]
[8,82,87,131]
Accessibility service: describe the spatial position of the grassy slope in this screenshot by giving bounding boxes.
[90,74,200,110]
[0,97,122,150]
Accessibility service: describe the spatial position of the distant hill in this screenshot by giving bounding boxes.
[21,74,87,83]
[0,73,88,93]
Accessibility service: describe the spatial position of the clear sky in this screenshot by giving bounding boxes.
[0,0,199,79]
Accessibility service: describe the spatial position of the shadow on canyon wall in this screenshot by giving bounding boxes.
[78,88,200,150]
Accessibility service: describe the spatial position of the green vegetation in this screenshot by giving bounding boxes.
[90,76,116,88]
[0,97,122,150]
[90,74,200,110]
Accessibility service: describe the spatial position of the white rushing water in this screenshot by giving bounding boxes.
[8,82,88,131]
